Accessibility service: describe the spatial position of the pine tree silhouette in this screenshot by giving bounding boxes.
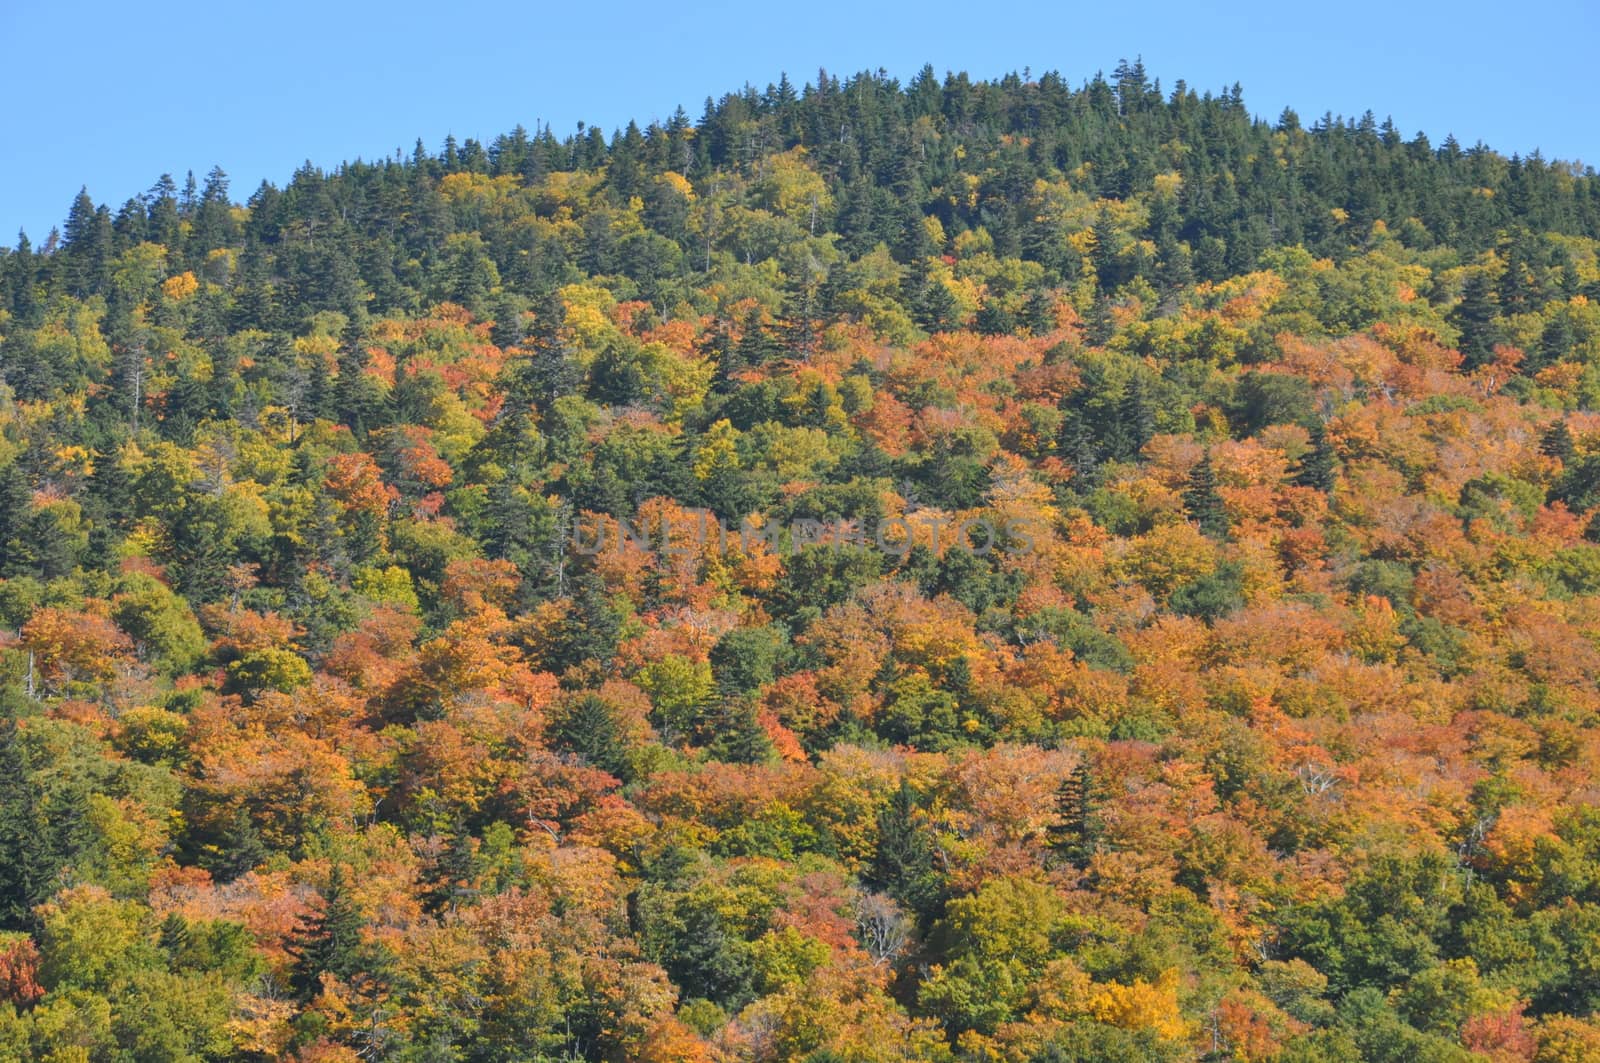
[159,911,193,961]
[1540,420,1575,464]
[288,865,371,999]
[204,805,269,884]
[424,816,479,913]
[1295,424,1338,494]
[551,693,631,780]
[1184,451,1229,538]
[870,780,942,922]
[1048,761,1104,870]
[1113,376,1156,460]
[0,723,58,929]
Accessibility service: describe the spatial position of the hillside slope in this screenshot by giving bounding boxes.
[3,65,1600,1061]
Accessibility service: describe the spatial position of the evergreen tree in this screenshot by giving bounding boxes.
[549,693,631,780]
[1184,451,1229,538]
[333,326,387,437]
[62,187,111,297]
[705,698,774,765]
[145,174,181,248]
[423,816,479,913]
[869,781,942,923]
[1059,415,1102,489]
[1540,420,1576,464]
[1295,424,1339,494]
[1452,273,1501,368]
[545,573,622,675]
[199,805,270,883]
[945,655,976,715]
[159,911,193,960]
[913,271,961,332]
[192,167,238,256]
[515,293,582,415]
[0,721,56,929]
[1048,760,1104,870]
[288,865,372,999]
[1112,376,1157,461]
[1536,314,1575,370]
[0,464,33,579]
[180,170,199,217]
[3,230,39,324]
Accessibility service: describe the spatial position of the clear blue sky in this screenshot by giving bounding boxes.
[2,0,1595,246]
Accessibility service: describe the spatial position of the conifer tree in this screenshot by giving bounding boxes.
[1060,416,1102,488]
[705,698,774,765]
[1452,273,1501,368]
[159,911,193,961]
[870,781,941,923]
[202,806,269,883]
[424,816,479,913]
[550,693,631,780]
[546,573,622,674]
[0,722,54,929]
[1536,315,1575,370]
[0,464,33,579]
[144,174,180,248]
[288,865,370,999]
[62,187,110,297]
[333,323,386,438]
[3,230,39,325]
[913,272,961,332]
[1114,376,1157,460]
[1295,424,1339,494]
[1184,451,1229,538]
[1048,761,1104,870]
[515,293,582,416]
[1540,420,1576,464]
[190,166,236,254]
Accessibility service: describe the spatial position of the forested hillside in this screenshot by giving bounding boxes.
[5,62,1600,1061]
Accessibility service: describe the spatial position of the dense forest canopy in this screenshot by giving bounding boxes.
[3,62,1600,1061]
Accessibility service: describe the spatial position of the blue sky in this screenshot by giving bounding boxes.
[2,0,1595,245]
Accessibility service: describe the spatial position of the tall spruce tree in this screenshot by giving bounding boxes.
[1295,424,1339,494]
[423,816,479,913]
[288,865,372,999]
[0,721,54,929]
[1184,451,1229,538]
[1540,420,1576,464]
[199,805,270,884]
[62,187,110,297]
[1048,760,1104,870]
[549,693,632,780]
[1452,273,1501,368]
[870,781,942,923]
[1113,375,1157,461]
[705,697,775,765]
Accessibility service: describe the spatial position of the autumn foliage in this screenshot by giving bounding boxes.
[3,61,1600,1062]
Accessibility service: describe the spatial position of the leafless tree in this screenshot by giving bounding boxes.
[855,891,912,966]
